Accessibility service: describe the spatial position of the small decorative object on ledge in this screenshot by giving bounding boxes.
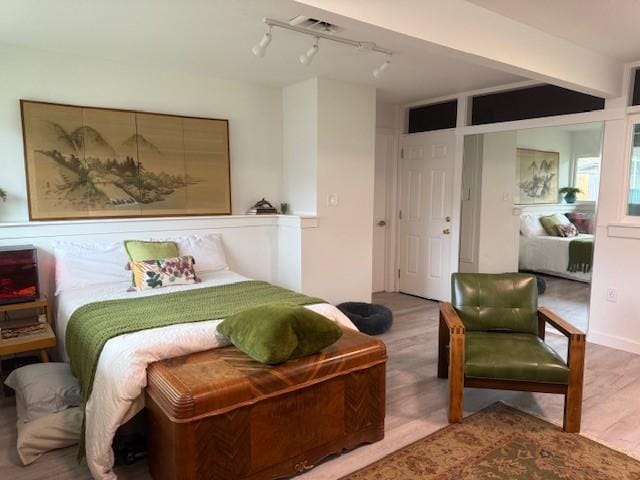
[0,246,39,305]
[280,202,289,215]
[559,186,581,204]
[247,198,278,215]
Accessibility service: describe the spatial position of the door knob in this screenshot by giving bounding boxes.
[377,220,387,227]
[443,228,451,235]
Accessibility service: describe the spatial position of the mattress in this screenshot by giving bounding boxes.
[54,271,356,480]
[519,234,592,283]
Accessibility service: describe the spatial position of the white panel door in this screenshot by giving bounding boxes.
[399,130,455,301]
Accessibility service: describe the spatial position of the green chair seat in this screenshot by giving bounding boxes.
[465,332,569,384]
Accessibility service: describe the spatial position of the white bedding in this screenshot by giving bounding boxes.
[55,271,356,480]
[519,234,592,283]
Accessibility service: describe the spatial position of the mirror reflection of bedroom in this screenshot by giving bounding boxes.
[459,122,603,332]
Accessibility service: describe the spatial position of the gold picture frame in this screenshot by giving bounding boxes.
[20,100,231,220]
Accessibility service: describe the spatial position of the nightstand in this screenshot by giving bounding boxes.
[0,298,55,362]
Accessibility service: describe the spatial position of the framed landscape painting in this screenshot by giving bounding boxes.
[517,148,560,204]
[20,100,231,220]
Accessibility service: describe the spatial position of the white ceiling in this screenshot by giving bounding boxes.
[0,0,524,104]
[468,0,640,62]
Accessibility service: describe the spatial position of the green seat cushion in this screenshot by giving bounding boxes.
[539,214,565,236]
[124,240,179,261]
[217,303,343,365]
[465,332,569,384]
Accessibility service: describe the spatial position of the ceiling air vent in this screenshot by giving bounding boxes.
[288,16,342,34]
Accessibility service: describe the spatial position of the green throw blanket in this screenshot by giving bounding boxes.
[568,237,593,273]
[65,280,323,457]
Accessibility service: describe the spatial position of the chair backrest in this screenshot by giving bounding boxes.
[451,273,538,334]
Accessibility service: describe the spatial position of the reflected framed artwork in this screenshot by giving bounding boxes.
[517,148,559,204]
[20,100,231,220]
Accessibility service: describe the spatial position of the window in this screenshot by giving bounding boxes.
[627,123,640,216]
[408,100,457,133]
[632,68,640,106]
[574,156,601,202]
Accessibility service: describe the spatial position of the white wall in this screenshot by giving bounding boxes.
[477,131,520,273]
[283,78,376,304]
[0,44,283,221]
[588,115,640,353]
[282,79,318,216]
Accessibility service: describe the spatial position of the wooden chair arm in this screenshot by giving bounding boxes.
[538,307,585,340]
[439,303,465,335]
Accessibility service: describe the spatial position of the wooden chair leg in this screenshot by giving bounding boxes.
[448,331,465,423]
[437,314,449,379]
[39,350,49,362]
[563,336,585,433]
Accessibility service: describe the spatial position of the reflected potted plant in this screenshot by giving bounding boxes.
[0,188,6,203]
[559,186,581,204]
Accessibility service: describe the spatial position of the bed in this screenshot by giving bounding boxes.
[519,233,593,283]
[52,237,356,480]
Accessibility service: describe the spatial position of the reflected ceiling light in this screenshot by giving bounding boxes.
[251,25,272,58]
[372,55,392,79]
[299,37,319,66]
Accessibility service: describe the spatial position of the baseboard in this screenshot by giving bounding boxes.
[587,330,640,355]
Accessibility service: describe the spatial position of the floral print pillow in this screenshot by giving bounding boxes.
[130,256,199,291]
[555,223,579,238]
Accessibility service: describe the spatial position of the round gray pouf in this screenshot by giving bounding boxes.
[337,302,393,335]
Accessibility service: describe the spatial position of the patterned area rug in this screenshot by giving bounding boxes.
[342,403,640,479]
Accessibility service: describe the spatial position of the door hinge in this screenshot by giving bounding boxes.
[400,147,404,159]
[399,209,403,220]
[398,268,401,279]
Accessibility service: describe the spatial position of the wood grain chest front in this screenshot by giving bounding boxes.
[145,329,387,480]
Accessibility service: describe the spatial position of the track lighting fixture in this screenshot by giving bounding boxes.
[299,37,319,66]
[251,25,272,58]
[372,55,391,79]
[252,18,393,79]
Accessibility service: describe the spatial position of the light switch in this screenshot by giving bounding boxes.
[503,192,510,201]
[327,193,339,207]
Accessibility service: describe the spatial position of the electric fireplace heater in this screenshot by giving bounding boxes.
[0,245,39,305]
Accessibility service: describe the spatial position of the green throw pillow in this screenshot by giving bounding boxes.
[124,240,179,261]
[539,215,565,236]
[217,303,343,365]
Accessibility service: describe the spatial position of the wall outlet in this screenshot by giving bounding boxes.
[606,288,618,302]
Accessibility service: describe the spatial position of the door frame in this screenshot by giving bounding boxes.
[374,127,400,293]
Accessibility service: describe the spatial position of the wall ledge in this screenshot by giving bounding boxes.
[606,222,640,239]
[0,215,316,240]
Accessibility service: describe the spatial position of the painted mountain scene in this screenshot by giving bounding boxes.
[517,148,559,204]
[21,102,230,220]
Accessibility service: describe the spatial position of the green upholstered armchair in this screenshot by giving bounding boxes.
[438,273,586,433]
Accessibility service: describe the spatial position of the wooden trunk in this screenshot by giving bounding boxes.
[145,328,387,480]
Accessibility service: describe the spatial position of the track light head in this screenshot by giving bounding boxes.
[299,37,319,66]
[372,54,392,79]
[252,26,272,58]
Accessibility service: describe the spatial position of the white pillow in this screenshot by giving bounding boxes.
[4,363,82,422]
[54,240,130,294]
[156,233,228,273]
[520,215,546,237]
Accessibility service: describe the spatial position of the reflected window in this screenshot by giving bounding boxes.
[574,156,600,202]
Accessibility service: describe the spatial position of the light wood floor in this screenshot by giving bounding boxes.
[1,292,639,480]
[537,274,591,333]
